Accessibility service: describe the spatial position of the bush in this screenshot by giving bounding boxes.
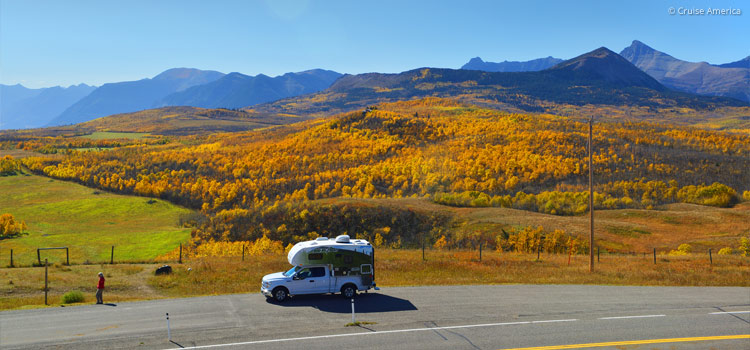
[740,237,750,257]
[678,243,692,254]
[743,191,750,202]
[0,213,28,239]
[62,290,85,304]
[717,247,733,255]
[677,183,737,207]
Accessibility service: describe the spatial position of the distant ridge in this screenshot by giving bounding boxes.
[620,40,749,102]
[158,69,342,109]
[1,83,96,129]
[461,56,563,72]
[49,68,225,126]
[718,56,750,69]
[254,47,742,119]
[548,47,665,90]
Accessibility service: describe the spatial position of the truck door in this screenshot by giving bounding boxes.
[306,266,329,293]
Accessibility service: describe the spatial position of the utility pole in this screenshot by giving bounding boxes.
[588,116,594,273]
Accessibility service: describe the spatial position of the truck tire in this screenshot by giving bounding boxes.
[341,284,357,299]
[272,287,289,302]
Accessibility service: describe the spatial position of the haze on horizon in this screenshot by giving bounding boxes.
[0,0,747,88]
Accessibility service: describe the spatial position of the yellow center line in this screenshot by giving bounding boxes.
[499,334,750,350]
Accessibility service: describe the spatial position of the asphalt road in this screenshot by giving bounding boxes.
[1,285,748,350]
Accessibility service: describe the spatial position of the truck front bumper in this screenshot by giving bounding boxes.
[261,284,272,297]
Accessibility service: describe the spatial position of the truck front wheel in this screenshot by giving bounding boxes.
[341,284,357,299]
[272,287,289,302]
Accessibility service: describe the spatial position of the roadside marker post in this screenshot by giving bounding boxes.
[653,248,656,264]
[709,249,713,266]
[166,313,171,341]
[44,259,48,305]
[351,298,355,324]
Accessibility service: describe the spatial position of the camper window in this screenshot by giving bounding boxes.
[308,253,323,260]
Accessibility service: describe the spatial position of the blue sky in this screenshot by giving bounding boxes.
[1,0,747,88]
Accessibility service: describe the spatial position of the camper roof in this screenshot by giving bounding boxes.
[287,235,372,265]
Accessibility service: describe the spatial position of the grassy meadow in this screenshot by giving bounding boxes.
[0,173,192,266]
[1,249,747,310]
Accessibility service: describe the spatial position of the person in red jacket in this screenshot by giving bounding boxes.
[96,272,105,304]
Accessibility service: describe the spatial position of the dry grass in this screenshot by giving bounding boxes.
[1,249,747,310]
[322,197,750,253]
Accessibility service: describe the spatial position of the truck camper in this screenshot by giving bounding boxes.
[261,235,377,302]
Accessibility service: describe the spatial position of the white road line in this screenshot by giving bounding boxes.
[710,311,750,315]
[531,319,578,324]
[168,319,579,350]
[598,314,666,320]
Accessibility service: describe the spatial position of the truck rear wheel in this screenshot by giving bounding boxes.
[272,287,289,302]
[341,284,357,299]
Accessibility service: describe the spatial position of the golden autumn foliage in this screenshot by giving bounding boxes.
[0,156,22,176]
[0,213,28,239]
[159,235,284,260]
[10,98,750,245]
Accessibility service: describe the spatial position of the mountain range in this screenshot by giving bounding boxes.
[157,69,342,109]
[48,68,225,126]
[254,47,742,120]
[462,41,749,103]
[619,40,749,102]
[2,41,748,131]
[461,56,563,72]
[0,83,96,129]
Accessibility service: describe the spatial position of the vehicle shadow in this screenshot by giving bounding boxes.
[268,292,417,313]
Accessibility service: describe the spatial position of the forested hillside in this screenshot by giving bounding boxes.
[10,98,749,247]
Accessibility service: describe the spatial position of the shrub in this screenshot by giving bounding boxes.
[677,244,692,254]
[62,290,85,304]
[717,247,733,255]
[668,249,688,256]
[0,155,21,176]
[739,237,750,257]
[743,191,750,202]
[677,183,737,207]
[0,213,28,239]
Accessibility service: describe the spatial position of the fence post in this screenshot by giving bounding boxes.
[709,248,712,266]
[653,248,656,264]
[10,249,13,268]
[179,244,182,264]
[536,244,541,261]
[37,249,41,266]
[242,245,245,261]
[44,259,48,305]
[422,236,425,261]
[111,246,114,264]
[479,241,482,262]
[597,247,600,262]
[66,247,69,265]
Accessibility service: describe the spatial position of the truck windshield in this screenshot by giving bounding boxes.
[283,266,299,277]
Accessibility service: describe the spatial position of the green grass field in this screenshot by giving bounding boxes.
[0,174,192,266]
[80,131,151,140]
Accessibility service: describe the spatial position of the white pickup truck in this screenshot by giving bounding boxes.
[261,235,376,302]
